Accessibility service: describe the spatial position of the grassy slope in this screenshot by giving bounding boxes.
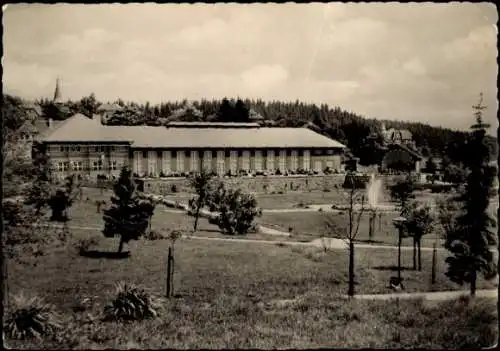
[5,236,498,349]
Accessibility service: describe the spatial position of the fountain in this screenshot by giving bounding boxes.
[366,174,383,241]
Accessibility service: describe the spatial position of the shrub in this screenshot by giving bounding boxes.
[208,185,261,235]
[4,293,62,340]
[323,188,331,192]
[103,282,163,321]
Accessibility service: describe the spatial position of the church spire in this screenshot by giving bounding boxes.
[53,77,63,104]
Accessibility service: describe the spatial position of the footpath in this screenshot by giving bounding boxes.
[347,289,498,301]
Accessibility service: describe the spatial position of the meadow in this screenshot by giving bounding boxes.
[4,186,498,349]
[5,228,498,349]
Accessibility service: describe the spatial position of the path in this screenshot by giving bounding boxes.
[348,289,498,301]
[37,223,498,254]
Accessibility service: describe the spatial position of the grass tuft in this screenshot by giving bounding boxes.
[4,292,62,340]
[103,282,164,321]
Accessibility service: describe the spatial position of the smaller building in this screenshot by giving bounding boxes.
[381,143,423,174]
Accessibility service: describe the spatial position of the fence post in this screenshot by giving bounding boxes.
[166,247,173,298]
[431,242,437,285]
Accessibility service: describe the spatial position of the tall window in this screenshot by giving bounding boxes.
[291,150,298,171]
[254,150,262,171]
[230,151,238,173]
[162,151,171,175]
[242,150,250,171]
[109,161,117,171]
[217,150,225,175]
[303,150,310,170]
[279,149,286,171]
[176,151,184,172]
[203,150,212,172]
[191,150,199,172]
[266,150,275,171]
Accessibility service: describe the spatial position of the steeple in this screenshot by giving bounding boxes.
[53,77,63,104]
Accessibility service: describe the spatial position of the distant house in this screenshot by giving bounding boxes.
[381,143,423,174]
[378,124,423,173]
[382,124,413,145]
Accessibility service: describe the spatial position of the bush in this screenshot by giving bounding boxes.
[207,185,261,235]
[103,282,163,321]
[4,293,62,340]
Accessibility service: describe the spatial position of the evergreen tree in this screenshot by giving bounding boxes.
[188,170,214,232]
[234,99,250,122]
[47,174,77,222]
[444,93,497,296]
[103,167,155,253]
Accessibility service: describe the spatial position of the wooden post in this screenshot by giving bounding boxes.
[166,247,173,298]
[397,227,403,281]
[431,242,437,285]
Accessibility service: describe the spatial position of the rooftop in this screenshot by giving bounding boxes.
[41,114,346,149]
[166,121,261,128]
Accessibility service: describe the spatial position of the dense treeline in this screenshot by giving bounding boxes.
[7,93,497,167]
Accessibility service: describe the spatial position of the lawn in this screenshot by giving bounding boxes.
[260,211,446,247]
[4,231,498,349]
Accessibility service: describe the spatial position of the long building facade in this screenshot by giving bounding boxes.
[39,114,346,181]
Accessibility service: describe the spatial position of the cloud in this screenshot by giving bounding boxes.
[2,3,497,132]
[402,58,427,76]
[240,64,289,92]
[171,18,228,45]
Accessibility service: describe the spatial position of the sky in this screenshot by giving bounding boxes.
[3,3,498,131]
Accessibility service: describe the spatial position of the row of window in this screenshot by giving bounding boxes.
[58,145,119,153]
[140,149,334,158]
[55,161,118,172]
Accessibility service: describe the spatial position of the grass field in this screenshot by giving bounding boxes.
[260,211,446,247]
[5,187,498,349]
[5,231,498,349]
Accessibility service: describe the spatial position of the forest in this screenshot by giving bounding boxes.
[6,93,498,169]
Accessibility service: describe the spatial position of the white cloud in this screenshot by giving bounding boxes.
[402,58,427,76]
[240,64,289,92]
[2,3,498,131]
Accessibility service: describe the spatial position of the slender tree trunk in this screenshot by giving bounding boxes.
[398,228,402,280]
[348,241,355,297]
[194,208,200,232]
[431,242,437,285]
[470,266,477,297]
[117,236,124,253]
[417,239,422,271]
[412,237,417,270]
[194,198,202,232]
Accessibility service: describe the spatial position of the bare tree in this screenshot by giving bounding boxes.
[325,173,366,297]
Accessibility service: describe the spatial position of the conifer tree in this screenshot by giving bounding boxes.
[444,93,497,296]
[103,167,155,253]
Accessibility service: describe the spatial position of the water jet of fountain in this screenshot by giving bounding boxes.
[366,174,383,241]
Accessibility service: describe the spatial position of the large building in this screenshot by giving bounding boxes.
[38,113,346,181]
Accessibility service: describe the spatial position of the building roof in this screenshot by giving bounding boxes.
[383,128,413,143]
[167,121,261,128]
[388,143,423,160]
[23,102,43,117]
[41,113,346,149]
